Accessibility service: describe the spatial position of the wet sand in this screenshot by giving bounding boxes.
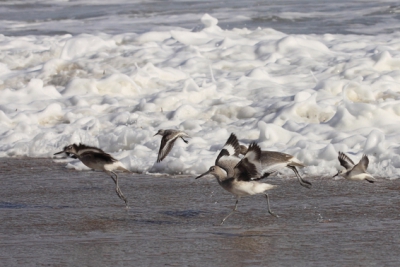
[1,158,400,266]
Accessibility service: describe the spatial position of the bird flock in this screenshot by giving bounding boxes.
[54,129,375,225]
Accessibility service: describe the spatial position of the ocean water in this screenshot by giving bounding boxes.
[1,0,400,178]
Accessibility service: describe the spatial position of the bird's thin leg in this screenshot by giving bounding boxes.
[107,171,129,209]
[220,199,239,225]
[288,166,312,189]
[265,193,278,218]
[180,137,188,143]
[112,171,129,208]
[108,171,117,184]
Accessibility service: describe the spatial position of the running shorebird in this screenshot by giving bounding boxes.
[333,151,375,183]
[154,129,190,162]
[196,133,277,225]
[54,143,130,208]
[239,145,312,189]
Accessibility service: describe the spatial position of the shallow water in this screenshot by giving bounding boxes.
[1,158,399,266]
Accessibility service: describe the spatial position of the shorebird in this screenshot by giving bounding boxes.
[239,145,311,189]
[154,129,190,162]
[333,151,375,183]
[54,143,130,208]
[196,133,277,225]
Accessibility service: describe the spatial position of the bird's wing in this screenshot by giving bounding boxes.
[249,151,292,180]
[77,152,117,170]
[351,154,369,175]
[338,152,355,170]
[215,133,241,177]
[77,143,107,154]
[157,135,177,162]
[215,133,240,165]
[359,154,369,171]
[251,172,274,181]
[260,162,288,176]
[216,152,240,176]
[80,151,116,163]
[234,142,262,181]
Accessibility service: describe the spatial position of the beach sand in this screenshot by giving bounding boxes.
[1,158,399,266]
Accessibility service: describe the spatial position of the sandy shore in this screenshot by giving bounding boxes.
[0,158,399,266]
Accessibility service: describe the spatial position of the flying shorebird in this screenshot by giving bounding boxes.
[239,145,312,189]
[54,143,130,208]
[333,151,375,183]
[196,133,277,225]
[154,129,190,162]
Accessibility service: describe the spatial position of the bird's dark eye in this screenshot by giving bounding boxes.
[210,167,214,171]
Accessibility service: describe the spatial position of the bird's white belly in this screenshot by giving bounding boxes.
[347,173,373,181]
[104,161,124,172]
[228,181,276,197]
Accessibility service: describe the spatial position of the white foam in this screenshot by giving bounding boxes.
[1,14,400,178]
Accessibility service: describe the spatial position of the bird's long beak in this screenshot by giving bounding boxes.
[54,151,65,155]
[333,171,339,178]
[195,170,211,179]
[153,133,159,137]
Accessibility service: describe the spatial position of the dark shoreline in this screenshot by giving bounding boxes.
[1,158,399,266]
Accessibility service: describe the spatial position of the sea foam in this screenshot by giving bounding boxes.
[1,14,400,178]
